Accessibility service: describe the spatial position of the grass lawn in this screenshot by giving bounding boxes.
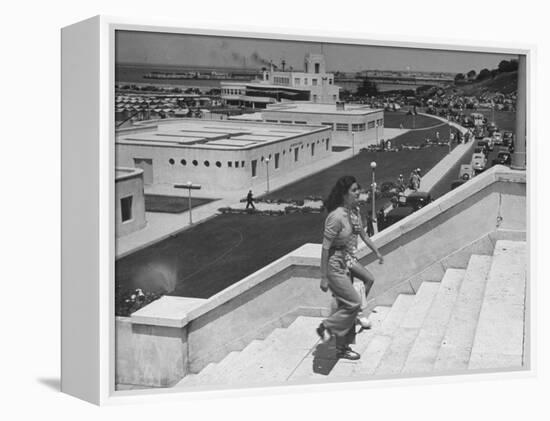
[384,111,442,129]
[144,195,214,213]
[264,122,455,203]
[115,212,326,300]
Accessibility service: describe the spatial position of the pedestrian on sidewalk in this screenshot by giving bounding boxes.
[317,176,383,360]
[397,174,405,191]
[245,190,255,209]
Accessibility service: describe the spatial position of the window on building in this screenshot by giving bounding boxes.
[336,123,349,131]
[235,161,239,168]
[121,196,133,223]
[228,161,232,167]
[216,161,221,167]
[304,78,308,85]
[352,123,366,132]
[275,153,280,169]
[241,161,245,167]
[368,121,375,129]
[181,159,187,166]
[294,78,300,85]
[326,138,330,151]
[311,143,315,156]
[313,95,318,102]
[204,160,210,167]
[251,159,257,177]
[266,119,278,123]
[294,148,299,162]
[329,79,333,85]
[280,120,292,124]
[333,95,337,101]
[169,158,175,165]
[312,79,318,86]
[295,121,307,124]
[321,122,334,130]
[192,160,198,166]
[315,63,320,73]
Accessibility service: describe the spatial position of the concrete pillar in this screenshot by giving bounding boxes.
[512,54,527,170]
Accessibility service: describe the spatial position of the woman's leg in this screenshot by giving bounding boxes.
[321,256,361,352]
[350,262,375,328]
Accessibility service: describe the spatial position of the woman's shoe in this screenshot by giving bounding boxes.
[316,323,332,343]
[336,346,361,361]
[357,316,372,329]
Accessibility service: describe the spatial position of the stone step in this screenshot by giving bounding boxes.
[353,294,416,376]
[374,282,440,376]
[402,269,465,374]
[468,240,527,370]
[180,316,323,387]
[288,306,392,381]
[433,255,492,372]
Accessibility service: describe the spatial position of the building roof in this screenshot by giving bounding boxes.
[263,102,383,116]
[116,118,329,151]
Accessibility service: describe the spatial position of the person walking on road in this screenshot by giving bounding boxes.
[317,176,383,360]
[246,190,255,209]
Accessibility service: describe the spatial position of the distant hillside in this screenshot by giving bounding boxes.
[452,71,517,96]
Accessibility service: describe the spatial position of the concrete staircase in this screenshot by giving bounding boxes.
[175,240,527,389]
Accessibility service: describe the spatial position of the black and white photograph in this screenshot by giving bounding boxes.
[112,27,527,393]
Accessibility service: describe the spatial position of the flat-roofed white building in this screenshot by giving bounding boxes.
[116,167,147,237]
[221,54,340,108]
[259,102,384,149]
[116,119,332,193]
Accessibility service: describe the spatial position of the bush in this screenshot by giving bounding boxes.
[115,287,163,317]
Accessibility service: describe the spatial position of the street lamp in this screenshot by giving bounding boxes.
[174,181,202,225]
[351,131,355,156]
[265,157,270,193]
[370,161,378,234]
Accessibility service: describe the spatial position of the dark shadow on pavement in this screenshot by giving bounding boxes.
[312,339,339,375]
[37,377,60,392]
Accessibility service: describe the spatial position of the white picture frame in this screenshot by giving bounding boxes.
[61,15,532,406]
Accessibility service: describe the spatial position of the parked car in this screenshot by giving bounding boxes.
[459,164,475,180]
[492,131,503,145]
[503,131,513,146]
[479,137,494,151]
[492,150,512,166]
[487,122,498,135]
[471,152,488,173]
[405,191,432,211]
[382,191,432,229]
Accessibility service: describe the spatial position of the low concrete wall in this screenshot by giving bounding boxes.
[116,165,526,387]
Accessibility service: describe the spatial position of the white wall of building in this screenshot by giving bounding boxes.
[115,168,147,237]
[116,128,332,192]
[262,109,384,149]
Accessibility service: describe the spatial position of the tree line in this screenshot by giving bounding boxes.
[454,59,519,83]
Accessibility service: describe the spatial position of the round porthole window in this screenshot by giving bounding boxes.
[216,161,221,167]
[181,159,187,166]
[192,160,198,166]
[169,158,175,165]
[204,160,210,167]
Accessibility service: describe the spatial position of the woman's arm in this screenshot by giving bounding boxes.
[359,229,384,263]
[320,247,329,292]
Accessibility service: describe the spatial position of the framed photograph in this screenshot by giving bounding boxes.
[61,15,530,405]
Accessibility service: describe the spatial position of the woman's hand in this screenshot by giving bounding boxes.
[320,277,329,292]
[376,252,384,264]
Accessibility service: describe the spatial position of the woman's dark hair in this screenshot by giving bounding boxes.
[324,175,357,213]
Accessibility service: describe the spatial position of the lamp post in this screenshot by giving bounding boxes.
[265,157,270,193]
[351,131,355,156]
[174,181,202,225]
[370,161,378,234]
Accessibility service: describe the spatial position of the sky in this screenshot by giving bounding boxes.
[116,30,519,74]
